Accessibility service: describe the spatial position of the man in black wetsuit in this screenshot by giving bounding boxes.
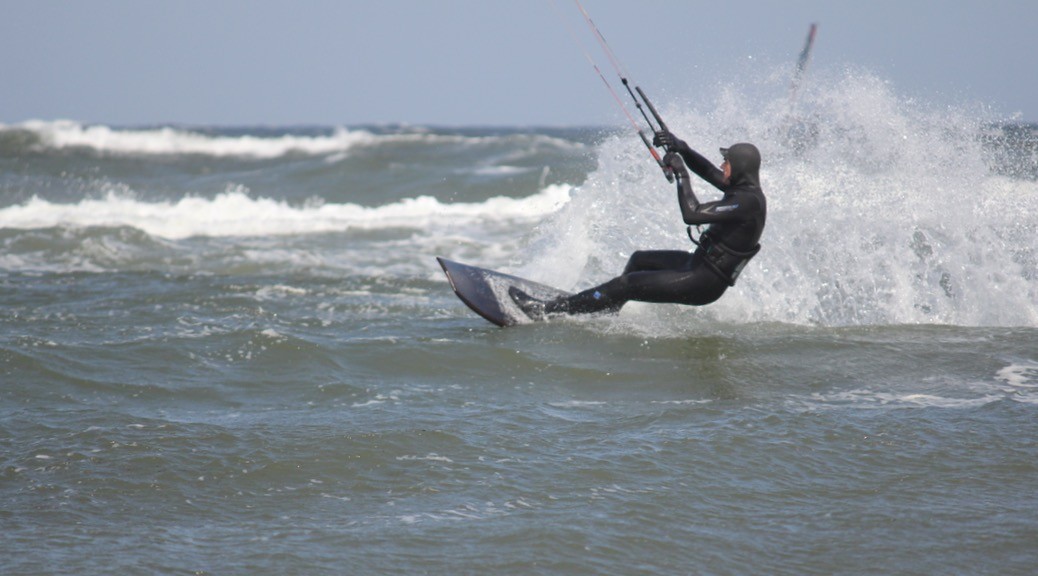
[509,131,766,319]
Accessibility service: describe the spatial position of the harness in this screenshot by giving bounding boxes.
[687,226,761,287]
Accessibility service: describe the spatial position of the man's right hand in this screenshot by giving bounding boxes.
[663,151,684,171]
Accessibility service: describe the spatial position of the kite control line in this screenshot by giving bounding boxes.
[566,0,674,183]
[789,23,818,111]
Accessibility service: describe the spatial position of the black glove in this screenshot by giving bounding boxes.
[652,130,682,151]
[663,151,684,171]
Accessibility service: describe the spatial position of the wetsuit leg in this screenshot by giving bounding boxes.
[622,250,693,274]
[545,253,729,315]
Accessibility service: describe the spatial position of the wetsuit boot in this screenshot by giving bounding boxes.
[508,287,548,320]
[509,286,622,320]
[547,286,623,315]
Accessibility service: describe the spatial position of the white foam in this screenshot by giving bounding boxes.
[255,285,310,300]
[0,184,573,240]
[547,400,607,408]
[996,362,1038,404]
[10,120,376,158]
[518,67,1038,328]
[3,120,589,159]
[802,388,1003,410]
[996,362,1038,389]
[396,454,454,463]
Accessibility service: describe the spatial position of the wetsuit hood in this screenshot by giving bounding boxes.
[720,143,761,188]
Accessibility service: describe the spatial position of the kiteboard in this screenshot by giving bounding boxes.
[436,257,572,327]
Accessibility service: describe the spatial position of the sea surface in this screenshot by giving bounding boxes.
[2,70,1038,575]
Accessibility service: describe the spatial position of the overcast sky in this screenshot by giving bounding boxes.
[3,0,1035,126]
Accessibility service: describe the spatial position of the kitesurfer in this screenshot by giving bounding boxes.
[510,131,766,319]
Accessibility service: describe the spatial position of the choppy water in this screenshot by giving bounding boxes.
[2,68,1037,574]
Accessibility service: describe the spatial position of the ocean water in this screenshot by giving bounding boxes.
[2,69,1038,575]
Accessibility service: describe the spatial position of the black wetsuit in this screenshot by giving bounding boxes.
[513,137,766,317]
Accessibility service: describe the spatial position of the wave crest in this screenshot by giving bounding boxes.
[2,120,374,158]
[0,184,572,241]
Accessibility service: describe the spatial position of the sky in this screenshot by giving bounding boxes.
[3,0,1036,127]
